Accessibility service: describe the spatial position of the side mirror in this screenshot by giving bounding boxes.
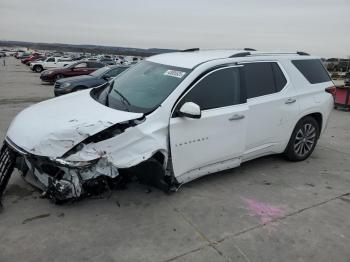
[178,102,201,119]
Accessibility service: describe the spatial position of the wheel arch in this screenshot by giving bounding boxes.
[298,112,323,136]
[151,150,168,169]
[284,111,323,152]
[308,112,323,134]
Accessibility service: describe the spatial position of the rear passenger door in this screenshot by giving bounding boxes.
[241,61,299,156]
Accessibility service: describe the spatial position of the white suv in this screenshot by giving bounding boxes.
[0,49,334,203]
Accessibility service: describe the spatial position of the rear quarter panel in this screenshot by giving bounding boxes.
[284,59,333,134]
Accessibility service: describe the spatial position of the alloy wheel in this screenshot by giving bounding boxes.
[293,123,316,157]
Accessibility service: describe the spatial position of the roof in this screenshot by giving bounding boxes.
[147,50,242,69]
[147,49,314,69]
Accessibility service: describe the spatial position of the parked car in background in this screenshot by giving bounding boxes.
[14,51,23,58]
[28,56,47,66]
[40,61,105,83]
[345,72,350,86]
[98,57,115,65]
[21,53,40,64]
[22,54,45,65]
[54,65,129,96]
[86,57,98,61]
[30,57,74,72]
[0,52,6,57]
[17,52,31,59]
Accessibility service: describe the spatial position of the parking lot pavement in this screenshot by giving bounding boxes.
[0,57,350,262]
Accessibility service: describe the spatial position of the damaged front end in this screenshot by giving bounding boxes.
[0,138,122,205]
[0,117,174,207]
[0,142,17,208]
[0,89,175,208]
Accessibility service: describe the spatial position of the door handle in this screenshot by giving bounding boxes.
[229,114,245,121]
[285,98,296,104]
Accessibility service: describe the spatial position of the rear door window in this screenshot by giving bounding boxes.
[244,63,275,98]
[272,63,287,92]
[292,59,331,84]
[243,62,287,98]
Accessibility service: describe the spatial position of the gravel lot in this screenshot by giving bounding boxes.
[1,57,350,262]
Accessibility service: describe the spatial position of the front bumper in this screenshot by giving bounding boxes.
[40,74,55,83]
[1,138,119,203]
[54,87,73,96]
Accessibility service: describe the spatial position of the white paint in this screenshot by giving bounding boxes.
[30,57,74,70]
[5,50,334,189]
[6,90,142,157]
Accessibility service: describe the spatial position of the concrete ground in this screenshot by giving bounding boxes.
[0,57,350,262]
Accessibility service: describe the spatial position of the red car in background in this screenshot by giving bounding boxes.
[21,53,42,65]
[40,61,105,83]
[21,55,46,65]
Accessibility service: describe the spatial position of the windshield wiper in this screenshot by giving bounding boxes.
[105,81,114,107]
[113,89,131,111]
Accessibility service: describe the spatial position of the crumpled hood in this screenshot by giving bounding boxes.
[6,90,142,157]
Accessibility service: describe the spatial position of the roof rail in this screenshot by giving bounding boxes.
[244,48,256,51]
[296,51,310,56]
[181,48,200,52]
[249,52,311,57]
[229,52,251,58]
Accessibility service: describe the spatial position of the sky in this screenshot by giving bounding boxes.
[0,0,349,58]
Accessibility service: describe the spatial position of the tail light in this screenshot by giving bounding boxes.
[325,86,336,96]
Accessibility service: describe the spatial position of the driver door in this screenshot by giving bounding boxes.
[169,66,247,182]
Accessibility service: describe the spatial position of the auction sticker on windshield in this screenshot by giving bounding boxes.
[164,70,186,78]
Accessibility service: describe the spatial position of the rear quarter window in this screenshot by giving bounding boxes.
[292,59,331,84]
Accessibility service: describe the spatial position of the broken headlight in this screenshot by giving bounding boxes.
[51,158,99,168]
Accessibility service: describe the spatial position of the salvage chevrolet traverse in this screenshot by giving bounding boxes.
[0,49,334,206]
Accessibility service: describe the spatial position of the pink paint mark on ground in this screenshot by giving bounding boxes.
[242,197,285,225]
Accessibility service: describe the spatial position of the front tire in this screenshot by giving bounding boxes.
[285,116,320,161]
[55,74,64,81]
[34,65,43,73]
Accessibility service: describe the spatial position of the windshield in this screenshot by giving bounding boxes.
[90,66,109,77]
[91,61,191,113]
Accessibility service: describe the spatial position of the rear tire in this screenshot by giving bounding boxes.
[285,116,320,161]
